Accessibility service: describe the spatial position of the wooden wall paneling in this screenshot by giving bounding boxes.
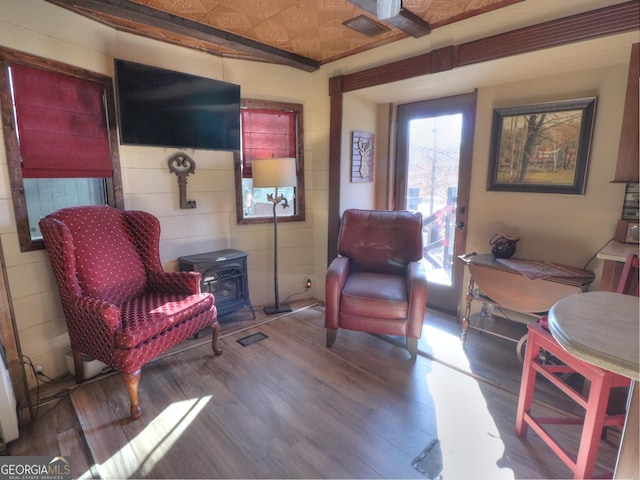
[458,1,639,67]
[0,237,30,418]
[613,42,639,183]
[339,1,640,93]
[328,76,344,265]
[342,53,431,93]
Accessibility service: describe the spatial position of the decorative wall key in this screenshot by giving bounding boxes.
[168,153,197,209]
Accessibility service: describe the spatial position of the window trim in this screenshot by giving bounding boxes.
[235,99,305,225]
[0,47,124,252]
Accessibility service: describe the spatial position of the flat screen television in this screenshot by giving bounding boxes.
[114,59,241,151]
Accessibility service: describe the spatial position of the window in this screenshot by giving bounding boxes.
[235,99,305,224]
[0,47,123,251]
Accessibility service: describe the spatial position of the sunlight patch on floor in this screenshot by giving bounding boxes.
[96,396,212,478]
[427,362,515,479]
[421,321,473,373]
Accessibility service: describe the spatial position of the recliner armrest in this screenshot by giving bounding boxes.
[147,271,203,295]
[325,256,351,329]
[406,261,428,339]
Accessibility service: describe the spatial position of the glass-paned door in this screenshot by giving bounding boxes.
[396,93,476,315]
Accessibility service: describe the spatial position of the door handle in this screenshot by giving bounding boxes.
[455,222,465,230]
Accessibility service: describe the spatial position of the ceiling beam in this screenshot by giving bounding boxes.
[44,0,320,72]
[340,0,640,92]
[347,0,431,37]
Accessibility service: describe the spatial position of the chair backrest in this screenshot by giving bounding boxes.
[337,209,423,275]
[39,206,157,305]
[616,253,639,296]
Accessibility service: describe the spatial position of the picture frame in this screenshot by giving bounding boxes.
[487,97,597,194]
[351,131,374,183]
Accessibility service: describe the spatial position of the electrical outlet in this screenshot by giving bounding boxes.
[305,278,312,289]
[34,363,43,373]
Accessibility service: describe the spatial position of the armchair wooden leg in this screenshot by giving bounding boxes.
[407,337,418,359]
[122,369,142,420]
[72,350,84,384]
[211,321,223,355]
[326,328,337,348]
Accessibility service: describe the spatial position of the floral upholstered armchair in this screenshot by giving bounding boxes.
[39,205,221,419]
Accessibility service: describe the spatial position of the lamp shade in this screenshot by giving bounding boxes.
[252,157,297,188]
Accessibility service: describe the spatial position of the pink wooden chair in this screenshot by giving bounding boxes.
[40,206,222,419]
[515,253,638,479]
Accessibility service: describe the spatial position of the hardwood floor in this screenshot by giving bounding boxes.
[8,300,621,479]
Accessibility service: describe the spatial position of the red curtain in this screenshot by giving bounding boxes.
[241,108,296,178]
[10,64,112,178]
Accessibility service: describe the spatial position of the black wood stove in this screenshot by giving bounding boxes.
[178,249,255,319]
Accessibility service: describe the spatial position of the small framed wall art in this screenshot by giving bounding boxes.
[351,131,374,183]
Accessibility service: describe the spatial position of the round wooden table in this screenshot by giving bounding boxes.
[549,291,639,479]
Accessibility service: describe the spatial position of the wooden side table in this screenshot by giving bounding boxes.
[459,253,594,358]
[597,240,639,292]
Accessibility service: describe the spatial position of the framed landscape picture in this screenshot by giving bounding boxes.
[487,97,597,194]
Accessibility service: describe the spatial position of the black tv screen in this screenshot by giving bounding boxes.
[114,59,241,151]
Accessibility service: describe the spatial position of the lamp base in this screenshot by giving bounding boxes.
[263,304,292,315]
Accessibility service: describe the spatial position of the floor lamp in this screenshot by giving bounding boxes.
[252,157,297,315]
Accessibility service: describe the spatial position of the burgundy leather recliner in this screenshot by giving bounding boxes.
[325,209,429,358]
[39,205,221,419]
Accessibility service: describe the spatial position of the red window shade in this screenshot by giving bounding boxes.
[241,108,296,179]
[10,64,112,178]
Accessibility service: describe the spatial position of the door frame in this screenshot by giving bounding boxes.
[394,91,476,317]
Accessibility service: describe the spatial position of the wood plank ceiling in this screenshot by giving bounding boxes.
[44,0,524,71]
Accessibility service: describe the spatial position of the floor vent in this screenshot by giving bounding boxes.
[236,332,268,347]
[412,439,443,479]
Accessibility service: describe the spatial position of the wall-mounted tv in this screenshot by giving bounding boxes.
[114,59,241,151]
